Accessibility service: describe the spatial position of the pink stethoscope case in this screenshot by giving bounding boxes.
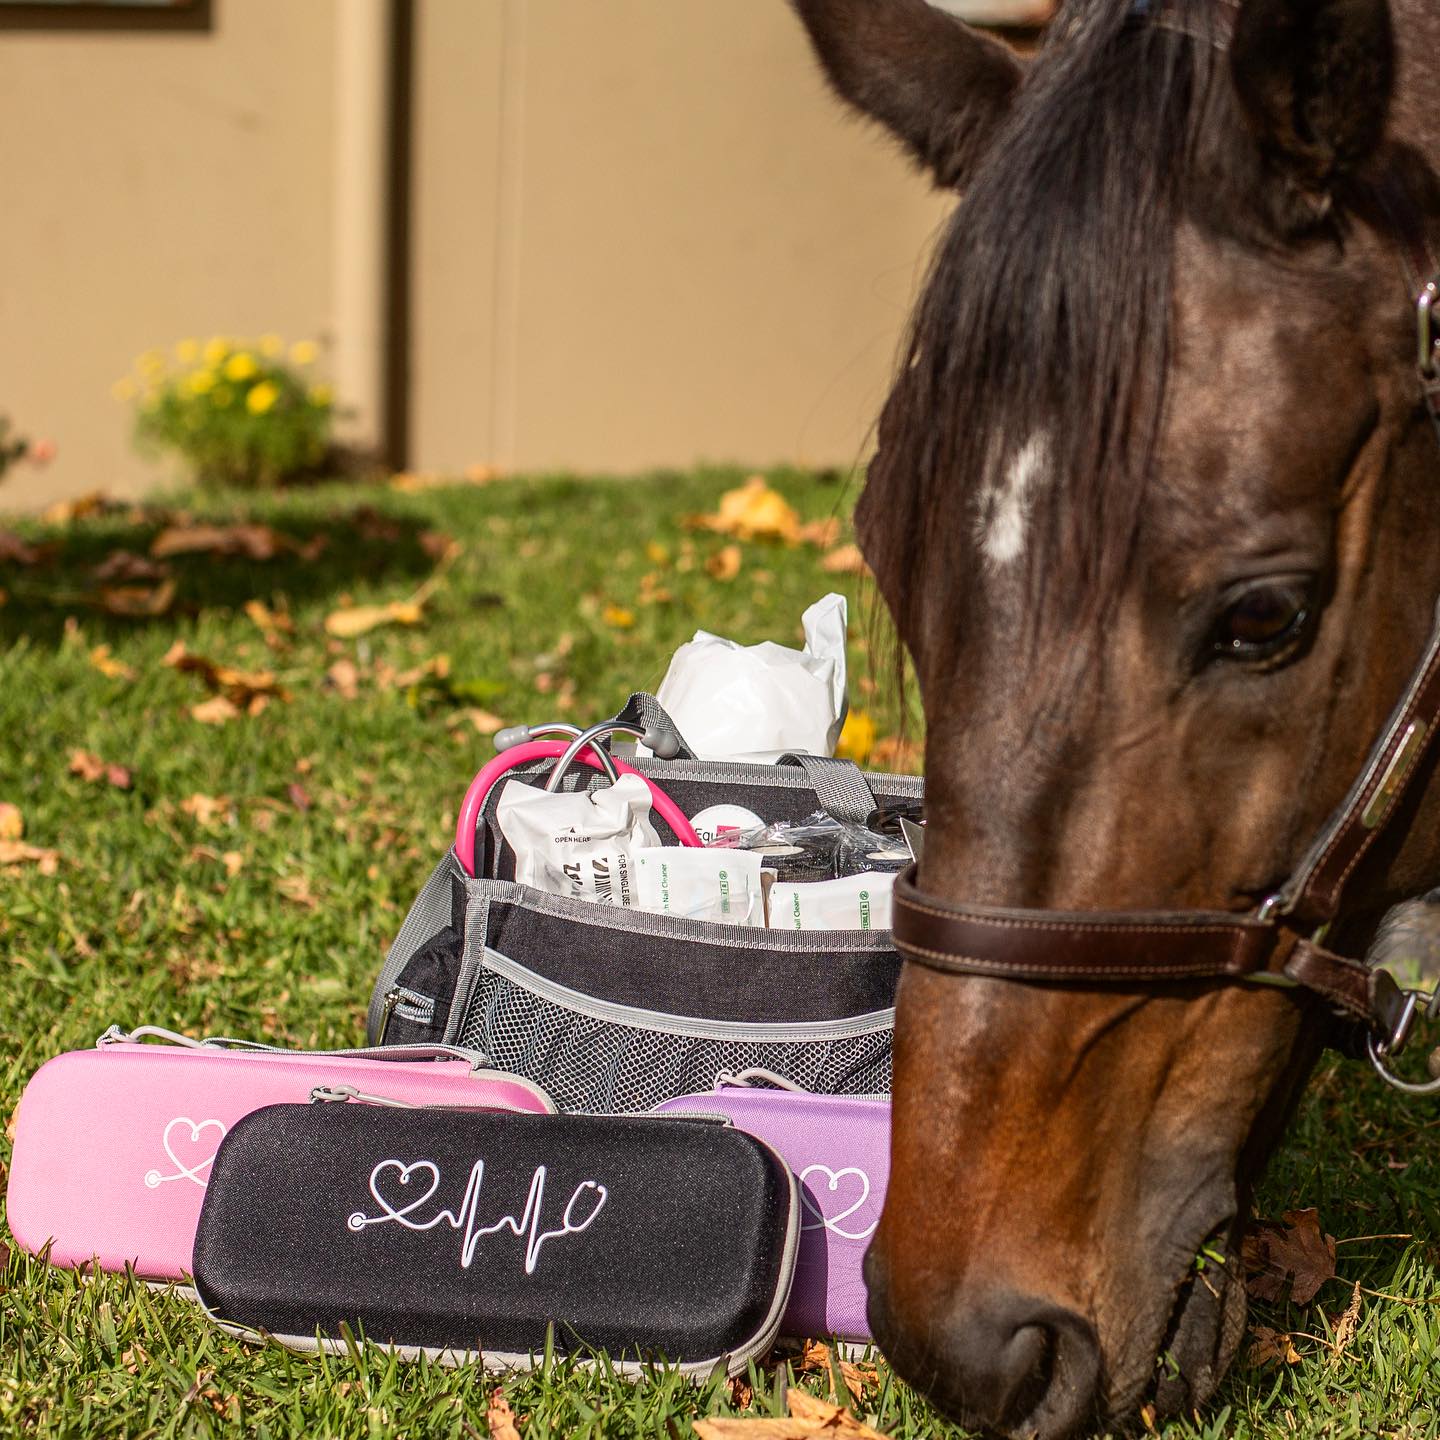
[5,1027,553,1283]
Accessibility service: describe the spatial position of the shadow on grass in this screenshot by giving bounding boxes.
[0,499,439,647]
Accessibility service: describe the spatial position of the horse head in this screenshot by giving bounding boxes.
[793,0,1440,1433]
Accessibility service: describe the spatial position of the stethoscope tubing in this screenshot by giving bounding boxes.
[454,740,702,876]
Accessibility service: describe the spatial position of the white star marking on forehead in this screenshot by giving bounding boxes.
[977,431,1050,568]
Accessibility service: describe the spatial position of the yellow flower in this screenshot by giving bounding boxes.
[259,333,284,358]
[211,384,234,408]
[175,339,200,365]
[203,336,230,366]
[137,349,166,377]
[187,368,217,396]
[308,383,333,407]
[246,381,280,415]
[289,340,319,366]
[224,351,258,382]
[111,377,137,402]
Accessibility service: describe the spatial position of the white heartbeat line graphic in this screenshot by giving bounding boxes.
[144,1116,228,1189]
[347,1157,608,1274]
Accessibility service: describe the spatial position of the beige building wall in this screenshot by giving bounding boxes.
[3,0,953,511]
[0,1,340,511]
[411,0,953,478]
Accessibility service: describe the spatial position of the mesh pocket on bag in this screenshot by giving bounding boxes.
[457,950,892,1114]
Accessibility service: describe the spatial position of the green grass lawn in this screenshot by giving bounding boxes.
[1,469,1437,1438]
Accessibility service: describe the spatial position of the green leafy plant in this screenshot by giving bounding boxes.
[0,415,31,482]
[117,335,334,490]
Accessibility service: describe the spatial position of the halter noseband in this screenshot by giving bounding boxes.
[893,183,1440,1096]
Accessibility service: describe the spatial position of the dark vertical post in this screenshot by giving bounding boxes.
[383,0,415,471]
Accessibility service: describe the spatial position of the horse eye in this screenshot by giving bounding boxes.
[1209,579,1316,663]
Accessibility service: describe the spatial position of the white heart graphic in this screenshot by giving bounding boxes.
[145,1116,227,1190]
[798,1164,878,1241]
[353,1159,442,1231]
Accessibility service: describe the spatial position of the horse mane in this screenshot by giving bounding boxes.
[864,0,1236,656]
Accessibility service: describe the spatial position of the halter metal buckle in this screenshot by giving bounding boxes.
[1418,278,1440,379]
[1367,985,1440,1096]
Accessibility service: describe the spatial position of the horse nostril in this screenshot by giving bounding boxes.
[877,1289,1101,1440]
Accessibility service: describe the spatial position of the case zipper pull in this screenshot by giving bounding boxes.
[311,1084,416,1108]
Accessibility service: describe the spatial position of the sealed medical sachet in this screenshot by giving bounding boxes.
[496,774,660,906]
[633,847,764,926]
[768,871,896,931]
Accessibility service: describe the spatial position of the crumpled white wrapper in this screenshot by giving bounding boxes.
[647,593,848,762]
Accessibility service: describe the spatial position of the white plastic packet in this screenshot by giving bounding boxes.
[633,847,764,927]
[767,871,896,931]
[646,593,849,762]
[496,774,660,907]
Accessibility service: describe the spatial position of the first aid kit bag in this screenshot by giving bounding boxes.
[191,1100,799,1377]
[368,695,923,1113]
[5,1026,552,1282]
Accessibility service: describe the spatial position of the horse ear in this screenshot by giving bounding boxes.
[1229,0,1394,228]
[790,0,1023,190]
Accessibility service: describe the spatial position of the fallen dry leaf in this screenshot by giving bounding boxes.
[706,544,743,581]
[0,803,23,841]
[835,710,876,765]
[42,490,109,525]
[151,522,283,561]
[796,1340,876,1406]
[870,735,923,772]
[244,598,295,643]
[278,874,318,908]
[88,644,137,681]
[326,658,362,700]
[0,840,59,875]
[694,1390,890,1440]
[1329,1280,1363,1360]
[1247,1324,1303,1367]
[163,642,288,709]
[1243,1208,1337,1305]
[68,749,132,790]
[797,516,843,549]
[448,707,505,736]
[91,550,169,584]
[191,695,240,726]
[638,570,673,605]
[689,475,802,543]
[419,529,457,560]
[98,578,176,618]
[392,463,501,493]
[821,543,872,577]
[486,1388,523,1440]
[602,604,636,629]
[181,793,232,827]
[324,599,424,638]
[287,783,312,813]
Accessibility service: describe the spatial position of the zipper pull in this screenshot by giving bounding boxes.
[310,1084,415,1108]
[375,986,402,1045]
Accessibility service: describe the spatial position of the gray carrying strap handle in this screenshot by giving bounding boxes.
[613,693,880,823]
[611,692,698,761]
[96,1025,488,1068]
[777,752,881,826]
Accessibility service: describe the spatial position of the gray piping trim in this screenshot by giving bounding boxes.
[479,946,894,1043]
[193,1148,799,1383]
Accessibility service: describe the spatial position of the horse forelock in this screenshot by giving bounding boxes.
[870,0,1238,652]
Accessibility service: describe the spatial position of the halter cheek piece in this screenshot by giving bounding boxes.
[894,184,1440,1096]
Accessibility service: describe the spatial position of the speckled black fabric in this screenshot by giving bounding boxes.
[193,1104,794,1363]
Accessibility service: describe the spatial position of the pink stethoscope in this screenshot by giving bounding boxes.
[454,720,702,876]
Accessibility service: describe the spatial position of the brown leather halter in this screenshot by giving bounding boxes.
[893,177,1440,1094]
